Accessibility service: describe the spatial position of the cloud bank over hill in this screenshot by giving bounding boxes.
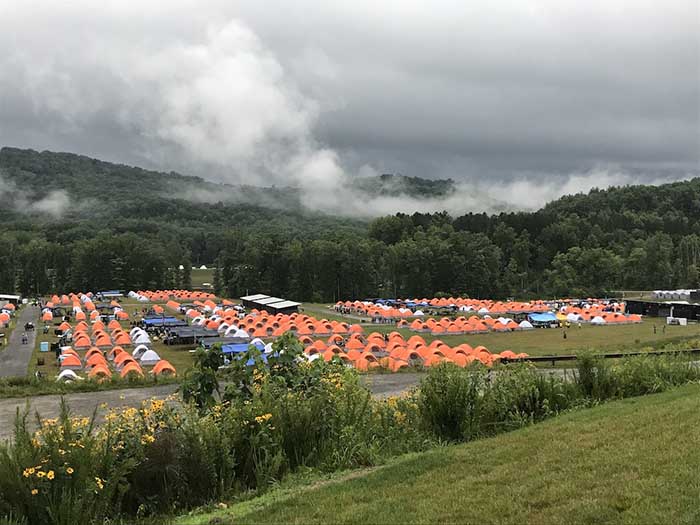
[0,1,697,216]
[0,173,72,217]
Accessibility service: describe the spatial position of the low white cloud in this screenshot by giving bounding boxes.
[0,1,696,219]
[0,173,73,218]
[26,190,71,217]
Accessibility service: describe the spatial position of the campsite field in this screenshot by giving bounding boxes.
[177,382,700,525]
[303,303,700,356]
[28,297,195,379]
[23,300,700,382]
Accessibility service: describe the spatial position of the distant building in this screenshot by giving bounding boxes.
[240,294,301,315]
[626,300,700,321]
[0,294,21,305]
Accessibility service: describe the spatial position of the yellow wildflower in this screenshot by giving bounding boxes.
[66,467,74,475]
[95,477,104,490]
[254,413,273,424]
[141,434,155,445]
[36,471,46,478]
[394,411,407,425]
[31,489,38,496]
[47,470,55,480]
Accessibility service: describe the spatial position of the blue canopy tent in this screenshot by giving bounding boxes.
[221,343,250,354]
[143,317,181,327]
[528,312,559,327]
[221,342,274,367]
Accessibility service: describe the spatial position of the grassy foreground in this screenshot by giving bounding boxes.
[178,383,700,525]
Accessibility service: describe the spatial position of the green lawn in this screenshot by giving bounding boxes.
[304,303,700,356]
[191,268,215,289]
[178,383,700,525]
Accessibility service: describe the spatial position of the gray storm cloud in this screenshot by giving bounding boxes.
[0,0,697,217]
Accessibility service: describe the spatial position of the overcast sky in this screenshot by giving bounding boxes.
[0,1,697,213]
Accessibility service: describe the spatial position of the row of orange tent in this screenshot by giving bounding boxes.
[336,298,552,315]
[60,345,176,379]
[69,322,133,349]
[299,332,528,372]
[42,307,129,323]
[135,290,218,302]
[408,316,522,334]
[184,309,364,338]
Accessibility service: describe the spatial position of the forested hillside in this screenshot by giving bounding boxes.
[1,147,699,300]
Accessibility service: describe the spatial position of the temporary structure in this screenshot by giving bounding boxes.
[56,370,81,382]
[132,344,151,359]
[139,350,161,366]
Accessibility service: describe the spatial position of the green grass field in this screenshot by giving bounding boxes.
[191,268,215,289]
[178,383,700,525]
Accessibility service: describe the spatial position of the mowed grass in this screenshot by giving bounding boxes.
[191,268,214,288]
[303,303,700,356]
[178,383,700,525]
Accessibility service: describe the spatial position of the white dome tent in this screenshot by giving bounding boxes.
[139,350,161,366]
[518,320,534,330]
[56,370,82,382]
[130,327,146,337]
[227,328,251,341]
[132,344,151,359]
[590,316,606,325]
[132,332,151,345]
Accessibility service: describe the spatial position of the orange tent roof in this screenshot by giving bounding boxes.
[88,365,111,379]
[120,362,143,378]
[60,355,82,368]
[153,360,176,376]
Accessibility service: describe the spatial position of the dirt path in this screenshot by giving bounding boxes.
[0,374,427,442]
[0,305,39,378]
[0,367,581,441]
[0,384,180,441]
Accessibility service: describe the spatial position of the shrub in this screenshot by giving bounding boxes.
[419,363,579,442]
[418,363,486,441]
[480,365,579,436]
[613,354,700,397]
[573,352,619,400]
[0,401,134,525]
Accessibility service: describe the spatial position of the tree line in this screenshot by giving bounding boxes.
[1,148,699,300]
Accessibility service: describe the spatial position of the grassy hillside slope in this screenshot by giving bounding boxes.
[179,383,700,525]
